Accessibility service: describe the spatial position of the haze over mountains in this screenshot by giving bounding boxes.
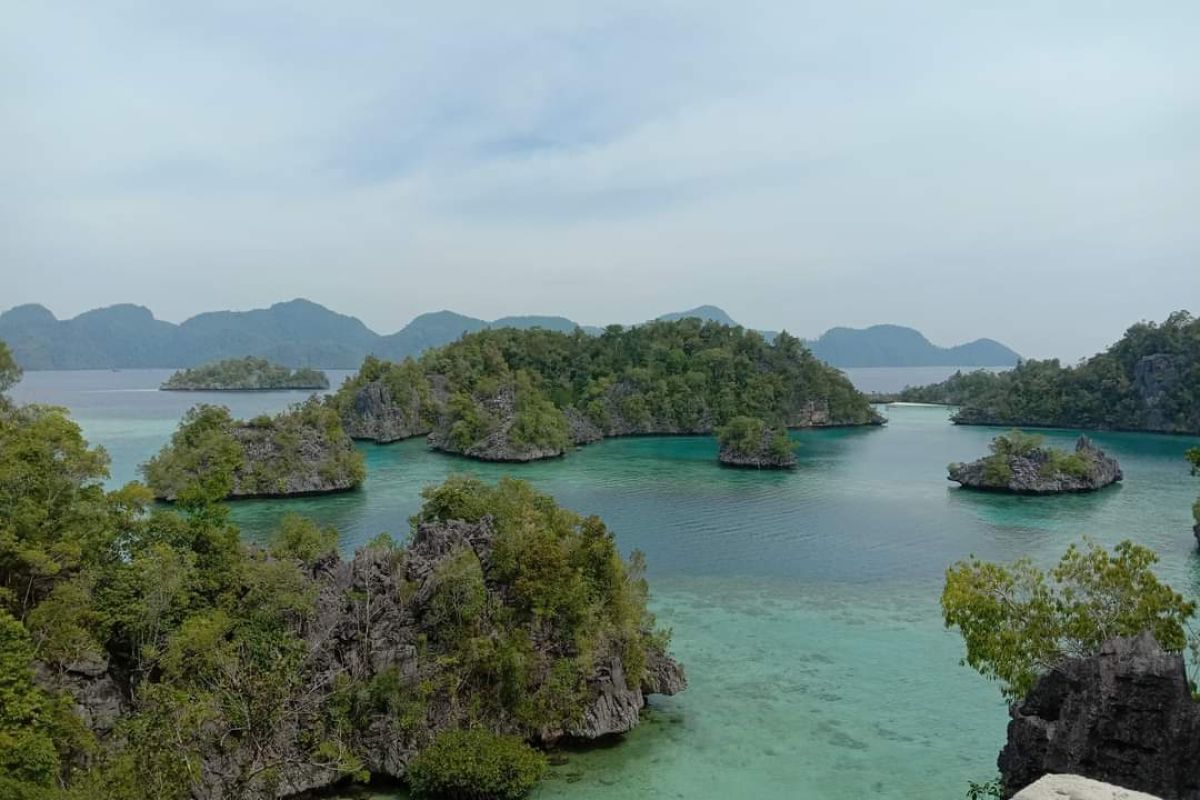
[0,299,1020,371]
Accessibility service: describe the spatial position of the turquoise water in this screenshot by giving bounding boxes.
[10,371,1200,799]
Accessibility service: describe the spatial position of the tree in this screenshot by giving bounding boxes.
[0,341,20,394]
[942,540,1196,699]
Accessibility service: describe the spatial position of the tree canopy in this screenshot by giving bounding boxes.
[898,311,1200,433]
[942,540,1195,700]
[0,365,670,799]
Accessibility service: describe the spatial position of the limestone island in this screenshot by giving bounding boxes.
[160,356,330,391]
[142,397,364,500]
[717,416,797,469]
[334,320,883,464]
[33,476,685,799]
[948,431,1122,494]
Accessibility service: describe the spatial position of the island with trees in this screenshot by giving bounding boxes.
[142,397,366,500]
[892,311,1200,435]
[160,356,330,391]
[948,430,1122,494]
[334,319,883,463]
[0,364,684,800]
[716,416,797,469]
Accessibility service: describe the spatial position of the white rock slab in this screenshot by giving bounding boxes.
[1014,775,1163,800]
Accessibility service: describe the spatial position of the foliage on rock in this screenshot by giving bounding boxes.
[142,398,365,500]
[941,539,1196,700]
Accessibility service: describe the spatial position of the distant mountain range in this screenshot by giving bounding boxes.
[0,299,1021,370]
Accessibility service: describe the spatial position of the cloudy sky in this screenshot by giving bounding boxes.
[3,1,1198,360]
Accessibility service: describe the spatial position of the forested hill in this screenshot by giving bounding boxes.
[0,298,1018,370]
[895,311,1200,435]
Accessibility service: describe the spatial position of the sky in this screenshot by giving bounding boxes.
[3,1,1198,361]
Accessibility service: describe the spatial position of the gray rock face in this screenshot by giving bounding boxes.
[718,428,797,469]
[1134,354,1181,431]
[35,655,127,738]
[427,385,569,462]
[225,423,361,498]
[345,372,880,463]
[564,407,603,445]
[999,632,1200,800]
[340,380,432,443]
[949,436,1122,494]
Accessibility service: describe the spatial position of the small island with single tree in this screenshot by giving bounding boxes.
[160,356,330,391]
[142,397,365,500]
[948,430,1122,494]
[717,416,797,469]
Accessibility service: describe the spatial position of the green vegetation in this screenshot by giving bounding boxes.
[161,357,329,390]
[717,416,795,462]
[339,319,879,457]
[412,475,667,726]
[142,397,365,500]
[407,730,547,800]
[0,357,671,798]
[0,340,19,395]
[965,778,1003,800]
[942,540,1195,700]
[897,311,1200,433]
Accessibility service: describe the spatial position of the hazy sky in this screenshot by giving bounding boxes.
[4,1,1198,361]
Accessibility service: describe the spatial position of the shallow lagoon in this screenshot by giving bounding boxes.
[12,370,1200,799]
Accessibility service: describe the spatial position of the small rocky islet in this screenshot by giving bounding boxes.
[142,396,364,500]
[716,416,797,469]
[334,319,883,465]
[948,431,1122,494]
[160,356,330,391]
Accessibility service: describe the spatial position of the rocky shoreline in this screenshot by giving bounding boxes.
[341,376,882,464]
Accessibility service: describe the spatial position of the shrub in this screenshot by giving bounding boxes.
[269,514,338,565]
[407,729,547,800]
[942,539,1195,699]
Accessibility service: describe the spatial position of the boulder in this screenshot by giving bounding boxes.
[1014,775,1163,800]
[999,632,1200,799]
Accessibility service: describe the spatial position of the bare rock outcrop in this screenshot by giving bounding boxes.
[999,632,1200,800]
[340,380,433,442]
